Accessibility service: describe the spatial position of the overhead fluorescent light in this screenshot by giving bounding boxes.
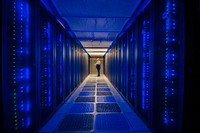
[88,52,105,56]
[85,48,107,52]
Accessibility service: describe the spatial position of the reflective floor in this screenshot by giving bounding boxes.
[39,74,152,133]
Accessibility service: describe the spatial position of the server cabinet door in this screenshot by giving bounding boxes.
[55,27,63,106]
[153,0,185,132]
[2,0,39,132]
[63,35,71,97]
[39,5,55,122]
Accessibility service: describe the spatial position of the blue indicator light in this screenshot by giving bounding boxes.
[164,118,168,124]
[141,19,150,110]
[25,3,30,44]
[11,1,32,131]
[20,103,24,110]
[163,0,177,125]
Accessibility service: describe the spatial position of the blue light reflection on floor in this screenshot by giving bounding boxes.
[39,74,151,133]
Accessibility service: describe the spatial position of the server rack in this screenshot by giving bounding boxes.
[77,46,80,84]
[39,4,55,122]
[63,35,71,98]
[120,39,124,93]
[73,42,79,87]
[105,0,185,133]
[108,50,111,82]
[2,0,39,132]
[80,48,83,81]
[135,3,154,125]
[123,33,129,98]
[153,0,184,132]
[80,49,83,82]
[116,42,120,89]
[110,48,114,83]
[78,45,81,85]
[2,1,90,132]
[55,25,64,106]
[70,40,75,91]
[113,46,117,85]
[82,49,89,79]
[118,38,123,95]
[127,23,139,107]
[66,37,72,94]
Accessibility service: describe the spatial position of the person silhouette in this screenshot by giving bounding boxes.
[95,58,101,76]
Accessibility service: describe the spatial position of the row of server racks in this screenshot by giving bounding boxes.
[2,0,89,133]
[105,0,188,133]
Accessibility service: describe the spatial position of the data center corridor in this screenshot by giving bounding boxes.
[40,74,151,133]
[2,0,199,133]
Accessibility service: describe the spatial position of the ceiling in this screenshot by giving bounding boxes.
[51,0,142,57]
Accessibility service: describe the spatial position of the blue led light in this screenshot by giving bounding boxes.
[141,19,150,110]
[41,20,52,108]
[10,1,32,130]
[164,117,168,124]
[20,102,24,111]
[59,34,63,97]
[163,0,177,125]
[25,3,30,45]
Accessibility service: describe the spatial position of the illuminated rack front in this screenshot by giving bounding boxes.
[141,19,150,111]
[156,0,180,132]
[163,0,177,125]
[128,26,138,106]
[7,0,32,132]
[104,0,184,132]
[56,31,63,105]
[40,17,53,115]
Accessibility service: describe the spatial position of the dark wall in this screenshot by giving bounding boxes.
[184,0,200,132]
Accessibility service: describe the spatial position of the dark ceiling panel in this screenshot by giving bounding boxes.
[63,17,128,32]
[74,32,117,41]
[51,0,142,56]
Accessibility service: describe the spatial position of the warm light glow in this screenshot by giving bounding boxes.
[85,48,108,52]
[88,52,105,56]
